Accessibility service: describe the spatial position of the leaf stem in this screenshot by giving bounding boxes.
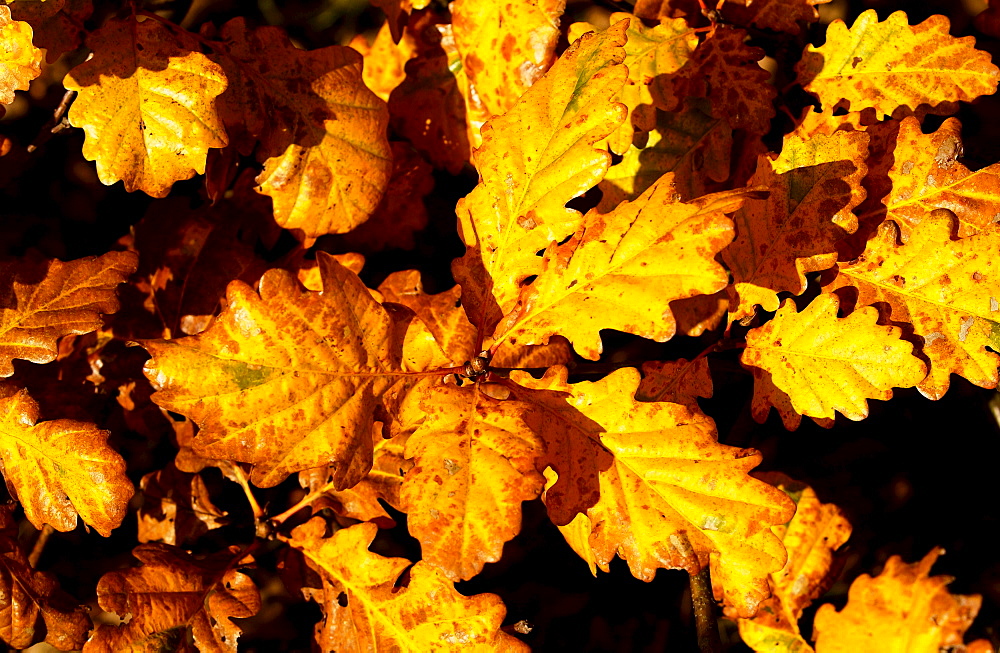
[689,564,722,653]
[230,463,265,521]
[28,524,54,568]
[270,480,336,526]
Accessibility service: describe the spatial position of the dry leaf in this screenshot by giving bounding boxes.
[138,463,229,546]
[0,5,42,104]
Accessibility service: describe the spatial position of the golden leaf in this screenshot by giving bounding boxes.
[797,10,1000,118]
[636,357,713,406]
[511,367,795,618]
[0,385,133,536]
[85,544,260,652]
[5,0,92,63]
[214,18,392,237]
[64,16,228,197]
[724,130,868,321]
[0,251,136,377]
[350,20,417,102]
[494,177,744,359]
[0,5,41,104]
[142,252,413,489]
[138,463,229,546]
[825,209,1000,399]
[813,548,984,653]
[742,294,926,421]
[285,519,529,652]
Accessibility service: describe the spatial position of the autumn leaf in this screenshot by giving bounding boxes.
[450,0,565,121]
[493,177,745,359]
[884,116,1000,239]
[63,16,228,197]
[85,544,260,652]
[5,0,92,63]
[511,367,795,618]
[0,251,137,376]
[824,209,1000,399]
[634,0,829,35]
[813,548,986,653]
[796,10,1000,118]
[453,20,628,327]
[671,291,730,337]
[742,294,926,422]
[138,463,229,546]
[400,383,544,580]
[570,13,698,155]
[213,18,392,237]
[0,384,132,536]
[350,20,417,102]
[143,252,414,489]
[371,0,429,43]
[0,5,42,105]
[285,518,529,652]
[736,474,851,653]
[724,129,868,321]
[636,357,713,407]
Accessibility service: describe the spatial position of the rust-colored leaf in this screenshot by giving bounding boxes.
[371,0,430,42]
[636,357,713,406]
[138,462,229,546]
[511,367,795,618]
[743,294,926,421]
[142,252,412,489]
[64,16,228,197]
[285,518,529,651]
[350,21,417,102]
[635,0,829,35]
[797,10,1000,118]
[0,5,42,105]
[6,0,92,63]
[0,384,133,536]
[0,251,136,377]
[85,544,260,652]
[824,209,1000,399]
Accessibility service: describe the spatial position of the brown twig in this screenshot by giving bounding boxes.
[28,524,54,568]
[673,531,722,653]
[26,90,76,153]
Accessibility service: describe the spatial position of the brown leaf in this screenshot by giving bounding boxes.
[6,0,92,63]
[637,357,713,406]
[138,463,229,546]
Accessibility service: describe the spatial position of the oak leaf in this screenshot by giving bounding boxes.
[453,20,628,328]
[350,21,417,102]
[636,357,713,407]
[85,544,260,652]
[824,209,1000,399]
[0,5,42,105]
[0,384,133,536]
[143,252,412,489]
[0,251,137,376]
[285,518,528,651]
[742,294,926,422]
[511,367,795,618]
[5,0,92,63]
[634,0,828,35]
[371,0,429,43]
[670,291,730,337]
[813,548,985,653]
[138,462,229,546]
[724,130,867,321]
[399,383,544,580]
[736,474,851,653]
[796,10,1000,118]
[493,177,745,359]
[64,16,228,197]
[213,18,392,237]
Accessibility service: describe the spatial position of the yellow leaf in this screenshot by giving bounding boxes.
[214,18,392,237]
[64,16,228,197]
[736,474,851,653]
[0,5,41,104]
[797,10,1000,118]
[824,209,1000,399]
[813,548,984,653]
[511,367,794,618]
[5,0,92,63]
[285,519,529,652]
[450,0,565,120]
[0,385,133,537]
[142,252,414,489]
[349,20,417,102]
[0,251,137,377]
[493,177,744,359]
[742,293,926,421]
[400,383,544,580]
[453,20,628,328]
[636,357,713,406]
[724,130,868,321]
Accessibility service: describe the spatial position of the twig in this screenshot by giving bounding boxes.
[26,90,76,153]
[229,463,265,521]
[270,479,336,526]
[673,531,722,653]
[28,524,54,568]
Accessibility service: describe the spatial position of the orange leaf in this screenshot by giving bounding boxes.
[371,0,430,42]
[64,16,228,197]
[0,385,133,536]
[285,518,529,652]
[0,5,42,105]
[400,383,544,580]
[453,21,628,328]
[213,18,392,237]
[736,474,851,653]
[142,252,412,489]
[813,548,984,653]
[138,463,229,546]
[670,290,730,337]
[724,130,868,321]
[634,0,829,35]
[5,0,92,63]
[0,251,137,376]
[350,21,417,102]
[85,544,260,652]
[494,178,744,359]
[511,367,794,618]
[742,294,926,422]
[796,10,1000,118]
[824,209,1000,399]
[636,357,713,406]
